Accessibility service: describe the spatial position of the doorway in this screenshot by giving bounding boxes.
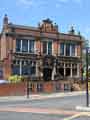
[43,68,52,81]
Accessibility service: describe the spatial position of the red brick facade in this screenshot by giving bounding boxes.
[0,15,84,93]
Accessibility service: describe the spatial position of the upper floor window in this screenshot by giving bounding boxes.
[43,41,52,55]
[22,39,28,52]
[16,39,35,53]
[60,43,76,57]
[16,40,21,52]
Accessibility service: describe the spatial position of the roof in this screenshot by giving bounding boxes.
[8,23,39,31]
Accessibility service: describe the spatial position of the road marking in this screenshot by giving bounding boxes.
[63,113,82,120]
[81,112,90,116]
[63,112,90,120]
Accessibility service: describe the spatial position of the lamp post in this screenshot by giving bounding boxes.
[26,76,30,98]
[86,47,89,107]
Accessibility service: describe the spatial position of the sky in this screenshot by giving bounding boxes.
[0,0,90,42]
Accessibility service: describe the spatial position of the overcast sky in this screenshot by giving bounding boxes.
[0,0,90,41]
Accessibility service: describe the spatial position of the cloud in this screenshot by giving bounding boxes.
[17,0,83,9]
[57,0,83,4]
[73,0,82,4]
[56,0,83,8]
[55,3,60,8]
[17,0,47,8]
[57,0,69,3]
[17,0,33,7]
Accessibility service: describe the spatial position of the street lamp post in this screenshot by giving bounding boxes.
[26,76,30,98]
[86,47,89,107]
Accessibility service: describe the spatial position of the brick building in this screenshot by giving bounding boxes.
[0,15,84,92]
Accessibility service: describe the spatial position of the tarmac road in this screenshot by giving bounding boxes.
[0,92,90,120]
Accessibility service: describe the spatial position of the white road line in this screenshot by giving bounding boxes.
[63,113,82,120]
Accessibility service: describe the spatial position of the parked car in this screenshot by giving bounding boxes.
[0,80,9,84]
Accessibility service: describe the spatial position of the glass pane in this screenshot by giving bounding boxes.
[66,44,70,56]
[29,40,34,53]
[31,66,36,75]
[22,39,28,52]
[12,66,20,75]
[43,41,47,54]
[60,43,64,55]
[16,39,21,52]
[28,66,31,75]
[71,44,75,56]
[48,41,52,55]
[22,66,29,75]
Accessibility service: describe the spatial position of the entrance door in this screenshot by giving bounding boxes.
[43,68,52,81]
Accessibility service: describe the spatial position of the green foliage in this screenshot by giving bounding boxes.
[83,71,90,77]
[8,75,24,83]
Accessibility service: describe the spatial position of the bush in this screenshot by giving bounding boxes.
[8,75,24,83]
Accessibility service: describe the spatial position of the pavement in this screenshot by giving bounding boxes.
[0,91,87,102]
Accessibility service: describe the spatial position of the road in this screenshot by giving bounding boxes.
[0,93,90,120]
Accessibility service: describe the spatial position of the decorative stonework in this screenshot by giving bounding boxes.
[38,18,58,33]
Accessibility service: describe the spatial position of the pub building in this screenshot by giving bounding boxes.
[0,15,83,92]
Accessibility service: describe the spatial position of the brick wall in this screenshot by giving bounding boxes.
[0,82,26,96]
[0,81,71,96]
